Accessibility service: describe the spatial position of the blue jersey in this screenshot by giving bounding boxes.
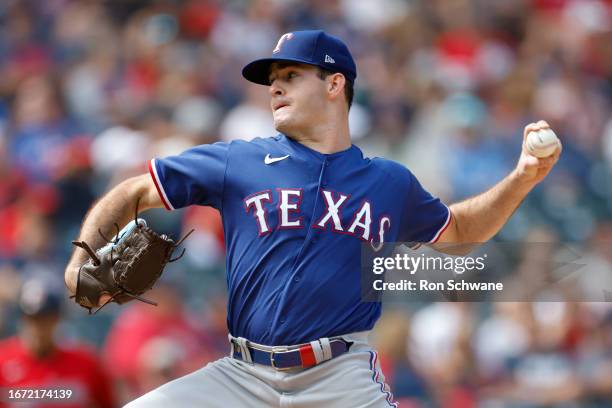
[149,134,450,345]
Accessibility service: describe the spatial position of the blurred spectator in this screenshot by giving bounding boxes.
[473,302,531,383]
[219,83,275,141]
[0,277,114,408]
[409,303,477,407]
[8,75,88,184]
[501,302,583,406]
[102,282,221,404]
[578,307,612,405]
[372,307,429,407]
[578,223,612,301]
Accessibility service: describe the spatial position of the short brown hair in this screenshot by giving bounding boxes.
[316,68,354,111]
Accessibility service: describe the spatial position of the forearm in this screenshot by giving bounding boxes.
[449,169,534,243]
[435,120,561,251]
[64,175,160,294]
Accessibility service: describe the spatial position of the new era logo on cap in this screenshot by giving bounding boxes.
[325,55,335,63]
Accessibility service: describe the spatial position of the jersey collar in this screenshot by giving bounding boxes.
[277,133,362,162]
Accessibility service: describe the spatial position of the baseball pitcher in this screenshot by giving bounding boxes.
[65,30,561,407]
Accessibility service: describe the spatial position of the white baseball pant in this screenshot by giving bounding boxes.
[124,331,397,408]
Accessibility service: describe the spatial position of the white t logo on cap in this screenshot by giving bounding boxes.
[273,33,294,54]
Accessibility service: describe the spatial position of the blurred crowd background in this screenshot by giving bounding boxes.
[0,0,611,406]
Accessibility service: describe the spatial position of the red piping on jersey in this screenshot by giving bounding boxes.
[148,159,172,211]
[430,208,452,243]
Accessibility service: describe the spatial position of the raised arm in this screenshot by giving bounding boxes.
[433,120,561,253]
[64,174,164,295]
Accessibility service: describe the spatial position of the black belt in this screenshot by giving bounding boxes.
[230,336,352,370]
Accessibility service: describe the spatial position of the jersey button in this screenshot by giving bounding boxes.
[294,276,301,282]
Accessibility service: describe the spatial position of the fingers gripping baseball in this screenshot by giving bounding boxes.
[516,120,562,184]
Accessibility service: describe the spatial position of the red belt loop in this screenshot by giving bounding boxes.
[298,344,317,368]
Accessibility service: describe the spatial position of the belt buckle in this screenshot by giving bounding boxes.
[270,347,293,371]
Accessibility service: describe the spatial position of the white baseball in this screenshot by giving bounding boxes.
[526,128,560,158]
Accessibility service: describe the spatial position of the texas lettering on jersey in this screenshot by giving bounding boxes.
[244,188,391,246]
[149,134,450,345]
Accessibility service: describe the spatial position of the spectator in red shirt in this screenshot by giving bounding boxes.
[103,282,220,403]
[0,278,115,408]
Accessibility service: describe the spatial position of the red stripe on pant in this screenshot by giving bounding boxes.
[299,345,316,367]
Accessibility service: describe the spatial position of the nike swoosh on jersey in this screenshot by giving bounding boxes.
[264,154,290,164]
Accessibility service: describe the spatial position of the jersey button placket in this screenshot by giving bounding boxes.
[321,159,329,188]
[313,160,326,245]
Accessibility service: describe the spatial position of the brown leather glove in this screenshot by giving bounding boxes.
[72,218,191,314]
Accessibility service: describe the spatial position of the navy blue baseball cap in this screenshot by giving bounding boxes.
[242,30,357,86]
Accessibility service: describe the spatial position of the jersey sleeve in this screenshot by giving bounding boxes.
[399,171,451,247]
[149,142,229,210]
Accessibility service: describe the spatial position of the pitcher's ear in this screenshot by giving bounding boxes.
[327,73,345,95]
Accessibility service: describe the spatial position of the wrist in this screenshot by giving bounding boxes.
[64,264,80,295]
[509,168,537,192]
